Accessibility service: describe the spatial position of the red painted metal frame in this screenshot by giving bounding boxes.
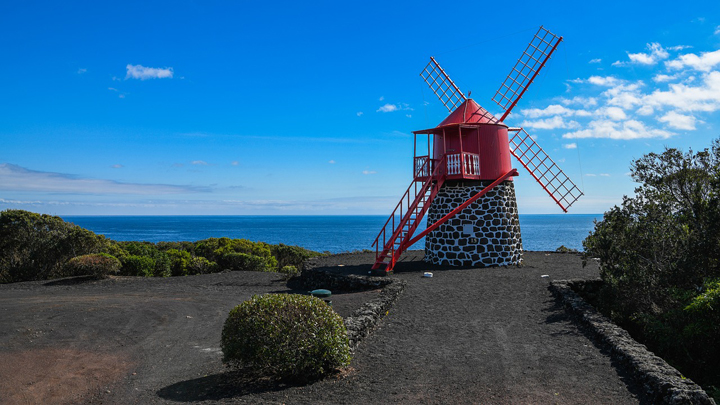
[405,168,519,248]
[495,26,563,122]
[508,128,583,212]
[420,57,467,113]
[371,156,447,272]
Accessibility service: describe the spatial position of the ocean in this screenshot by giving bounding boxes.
[62,215,602,253]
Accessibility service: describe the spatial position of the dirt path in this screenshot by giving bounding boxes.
[0,252,648,404]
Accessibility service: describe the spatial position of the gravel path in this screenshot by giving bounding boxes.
[0,251,649,404]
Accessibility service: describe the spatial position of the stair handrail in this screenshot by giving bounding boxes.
[372,155,446,260]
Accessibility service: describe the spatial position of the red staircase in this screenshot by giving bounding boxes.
[371,157,446,274]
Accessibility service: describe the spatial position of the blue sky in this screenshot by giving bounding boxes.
[1,0,720,216]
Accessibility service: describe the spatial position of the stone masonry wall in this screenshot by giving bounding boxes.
[424,180,523,267]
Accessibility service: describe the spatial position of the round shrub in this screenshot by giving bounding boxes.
[221,294,351,380]
[62,253,121,279]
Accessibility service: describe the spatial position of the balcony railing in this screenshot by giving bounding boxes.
[414,153,481,180]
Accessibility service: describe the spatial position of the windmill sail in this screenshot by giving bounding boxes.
[420,57,467,112]
[508,128,583,212]
[492,26,562,122]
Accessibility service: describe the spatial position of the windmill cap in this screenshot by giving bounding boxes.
[437,99,504,127]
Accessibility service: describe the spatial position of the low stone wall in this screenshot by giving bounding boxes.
[298,262,406,351]
[550,279,716,405]
[424,180,523,267]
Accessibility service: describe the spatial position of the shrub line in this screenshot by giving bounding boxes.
[550,279,716,405]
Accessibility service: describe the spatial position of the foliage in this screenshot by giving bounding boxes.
[120,255,156,277]
[195,237,278,271]
[0,210,321,283]
[221,294,351,380]
[0,210,106,283]
[271,244,323,270]
[62,253,121,279]
[187,256,219,275]
[555,245,578,253]
[279,265,299,277]
[582,139,720,394]
[219,252,271,272]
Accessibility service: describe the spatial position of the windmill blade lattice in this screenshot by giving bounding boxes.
[509,128,583,212]
[493,26,562,122]
[420,57,467,112]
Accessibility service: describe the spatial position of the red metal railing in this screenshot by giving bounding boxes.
[372,156,447,272]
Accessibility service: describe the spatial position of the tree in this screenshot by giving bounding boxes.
[583,139,720,395]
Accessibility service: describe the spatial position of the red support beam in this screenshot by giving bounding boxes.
[405,168,519,247]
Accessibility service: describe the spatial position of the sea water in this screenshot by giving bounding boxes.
[62,215,602,253]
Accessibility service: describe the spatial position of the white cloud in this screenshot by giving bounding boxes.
[377,104,398,113]
[559,96,598,108]
[520,104,591,118]
[644,71,720,112]
[563,143,577,149]
[0,164,207,195]
[627,42,669,65]
[231,161,239,166]
[588,76,622,86]
[636,105,654,116]
[126,64,174,80]
[562,119,673,140]
[715,25,720,35]
[107,87,127,98]
[520,116,580,130]
[111,164,123,169]
[191,160,208,165]
[599,106,627,121]
[603,82,645,109]
[379,96,384,101]
[586,173,596,177]
[653,73,679,83]
[589,58,602,64]
[362,170,376,175]
[658,111,697,130]
[328,160,336,164]
[77,68,87,74]
[356,111,364,116]
[665,49,720,72]
[376,103,413,113]
[599,173,610,177]
[668,45,692,51]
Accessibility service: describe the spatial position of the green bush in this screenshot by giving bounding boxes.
[167,249,192,276]
[187,256,219,275]
[220,252,274,272]
[583,139,720,396]
[121,255,156,276]
[279,265,299,277]
[62,253,121,279]
[271,244,323,270]
[0,210,105,283]
[221,294,351,380]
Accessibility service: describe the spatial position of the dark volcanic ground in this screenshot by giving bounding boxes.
[0,251,649,404]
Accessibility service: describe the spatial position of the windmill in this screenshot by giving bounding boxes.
[371,26,583,274]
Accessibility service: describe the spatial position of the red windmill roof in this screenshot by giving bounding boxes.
[437,99,501,127]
